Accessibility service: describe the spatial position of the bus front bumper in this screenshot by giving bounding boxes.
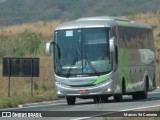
[55,79,113,97]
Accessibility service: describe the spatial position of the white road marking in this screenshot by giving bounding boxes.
[71,117,92,120]
[120,104,160,111]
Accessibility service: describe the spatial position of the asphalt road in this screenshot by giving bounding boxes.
[0,88,160,120]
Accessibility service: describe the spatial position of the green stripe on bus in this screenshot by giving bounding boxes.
[93,75,108,85]
[118,48,132,92]
[116,21,129,26]
[85,75,108,86]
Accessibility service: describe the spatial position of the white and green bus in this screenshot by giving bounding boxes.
[46,16,156,105]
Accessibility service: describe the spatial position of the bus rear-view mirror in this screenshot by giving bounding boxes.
[46,40,54,56]
[109,37,115,52]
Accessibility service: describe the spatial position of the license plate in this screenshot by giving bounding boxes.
[79,90,89,94]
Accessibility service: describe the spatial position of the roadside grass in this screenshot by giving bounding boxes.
[0,90,57,108]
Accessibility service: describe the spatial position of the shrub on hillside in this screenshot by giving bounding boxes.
[13,29,43,56]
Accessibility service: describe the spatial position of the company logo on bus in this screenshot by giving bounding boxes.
[70,79,94,83]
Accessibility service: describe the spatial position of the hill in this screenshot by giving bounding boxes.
[0,0,160,25]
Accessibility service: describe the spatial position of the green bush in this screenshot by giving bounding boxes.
[13,29,43,56]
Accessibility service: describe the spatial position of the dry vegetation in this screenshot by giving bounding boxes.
[1,20,62,40]
[0,11,160,108]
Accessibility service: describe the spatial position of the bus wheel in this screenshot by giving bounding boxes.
[66,97,76,105]
[140,81,148,99]
[114,94,122,102]
[132,93,140,100]
[132,81,148,100]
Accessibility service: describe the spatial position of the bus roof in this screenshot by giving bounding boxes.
[55,16,152,30]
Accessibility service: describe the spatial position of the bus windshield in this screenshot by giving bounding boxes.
[54,28,112,77]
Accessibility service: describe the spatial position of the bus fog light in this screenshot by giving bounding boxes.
[57,91,61,94]
[107,88,111,92]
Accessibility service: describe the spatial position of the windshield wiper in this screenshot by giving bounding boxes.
[55,42,61,59]
[66,56,78,78]
[86,59,100,76]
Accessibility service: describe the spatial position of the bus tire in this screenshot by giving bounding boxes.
[114,94,122,102]
[132,78,148,100]
[66,97,76,105]
[132,92,140,100]
[140,79,148,99]
[122,78,126,95]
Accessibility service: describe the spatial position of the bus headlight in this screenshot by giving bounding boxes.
[107,88,112,92]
